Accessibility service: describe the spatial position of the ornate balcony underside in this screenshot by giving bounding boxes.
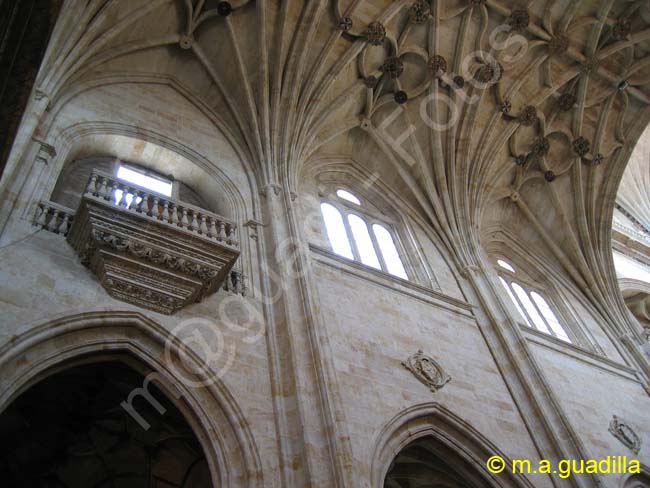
[57,171,240,314]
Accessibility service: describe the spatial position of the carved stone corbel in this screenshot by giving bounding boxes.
[260,183,282,198]
[244,219,264,240]
[33,139,56,165]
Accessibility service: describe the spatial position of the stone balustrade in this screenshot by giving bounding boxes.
[84,169,238,248]
[33,170,246,311]
[34,201,76,235]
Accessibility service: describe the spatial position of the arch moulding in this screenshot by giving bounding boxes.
[370,402,536,488]
[0,310,264,488]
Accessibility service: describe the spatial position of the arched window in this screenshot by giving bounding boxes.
[320,189,408,280]
[497,259,571,343]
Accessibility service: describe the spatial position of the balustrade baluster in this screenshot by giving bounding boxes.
[208,217,217,239]
[226,224,237,245]
[218,222,226,241]
[170,204,179,225]
[36,205,48,227]
[180,208,189,228]
[189,210,199,232]
[47,210,60,232]
[106,179,115,203]
[161,200,170,222]
[98,178,108,199]
[129,191,140,211]
[152,197,160,219]
[86,174,98,195]
[137,194,148,214]
[120,186,130,208]
[200,215,208,234]
[59,214,71,235]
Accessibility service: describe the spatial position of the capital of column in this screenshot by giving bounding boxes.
[259,183,282,198]
[32,138,56,165]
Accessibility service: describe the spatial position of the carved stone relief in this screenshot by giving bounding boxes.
[67,193,240,314]
[402,350,451,393]
[609,415,642,454]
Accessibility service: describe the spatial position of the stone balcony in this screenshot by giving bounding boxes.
[35,170,242,314]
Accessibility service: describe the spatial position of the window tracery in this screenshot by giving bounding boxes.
[320,189,408,280]
[497,259,571,343]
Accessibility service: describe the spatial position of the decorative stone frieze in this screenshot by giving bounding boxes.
[558,92,576,111]
[217,2,232,17]
[573,136,590,157]
[427,55,447,78]
[548,35,569,55]
[609,415,642,454]
[508,9,529,31]
[453,76,465,89]
[592,153,604,165]
[63,170,240,314]
[338,16,352,32]
[364,22,386,46]
[381,57,404,79]
[402,350,451,393]
[531,137,550,157]
[364,76,378,89]
[612,18,632,41]
[518,105,538,126]
[394,90,408,104]
[475,62,502,84]
[409,2,430,24]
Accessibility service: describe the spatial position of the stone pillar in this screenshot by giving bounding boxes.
[258,182,353,487]
[0,132,56,243]
[458,263,598,488]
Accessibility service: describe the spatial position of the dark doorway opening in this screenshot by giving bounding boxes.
[0,361,211,487]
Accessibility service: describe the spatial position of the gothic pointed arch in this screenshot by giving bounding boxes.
[370,403,535,488]
[0,310,264,488]
[622,464,650,488]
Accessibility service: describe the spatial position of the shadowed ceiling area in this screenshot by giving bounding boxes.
[0,361,211,488]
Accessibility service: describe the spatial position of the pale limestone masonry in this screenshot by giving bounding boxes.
[1,1,650,487]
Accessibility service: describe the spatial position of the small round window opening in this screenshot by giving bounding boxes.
[336,189,361,205]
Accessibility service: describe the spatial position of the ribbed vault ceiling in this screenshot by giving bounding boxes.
[38,0,650,323]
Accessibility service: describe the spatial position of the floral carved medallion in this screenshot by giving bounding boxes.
[402,350,451,393]
[609,415,642,454]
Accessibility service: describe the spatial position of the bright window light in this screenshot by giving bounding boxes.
[116,165,172,197]
[497,259,516,273]
[373,224,407,279]
[531,292,571,342]
[336,189,361,205]
[348,214,381,269]
[113,189,142,207]
[320,203,354,259]
[512,282,550,334]
[613,252,650,284]
[499,277,532,327]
